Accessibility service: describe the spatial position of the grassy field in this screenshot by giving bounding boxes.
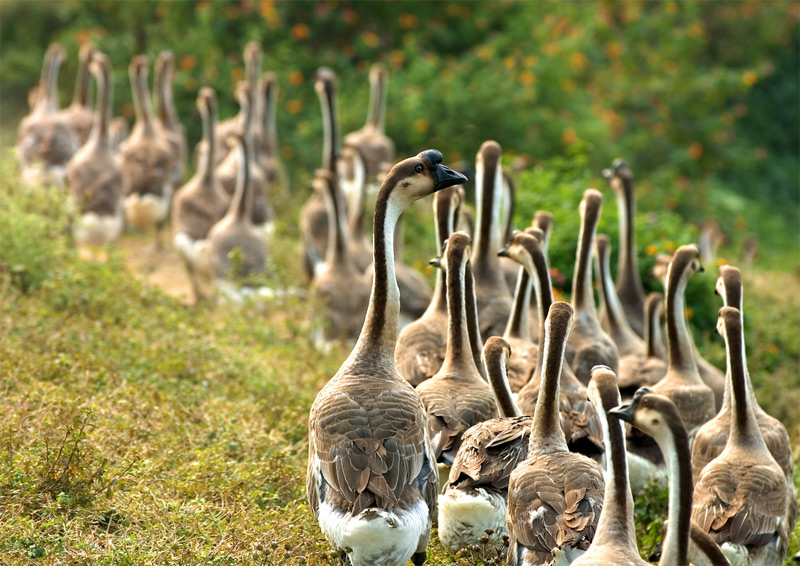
[0,148,798,565]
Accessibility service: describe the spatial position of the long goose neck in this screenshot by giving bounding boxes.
[131,61,155,137]
[530,308,570,450]
[441,251,473,373]
[198,93,217,184]
[87,59,111,149]
[502,174,516,245]
[352,186,401,358]
[592,396,637,550]
[572,196,602,320]
[44,49,64,113]
[227,139,252,224]
[346,148,368,240]
[659,419,692,566]
[615,179,643,300]
[723,313,764,448]
[35,49,53,113]
[719,272,744,409]
[525,244,554,381]
[323,175,351,266]
[262,74,278,155]
[645,296,663,359]
[72,47,92,108]
[317,76,340,175]
[428,194,457,316]
[665,259,699,374]
[487,349,522,417]
[465,262,487,379]
[163,60,179,127]
[472,157,503,274]
[596,238,630,333]
[366,68,387,131]
[154,58,169,125]
[505,267,532,341]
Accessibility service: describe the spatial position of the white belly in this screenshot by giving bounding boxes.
[438,486,507,551]
[124,185,172,228]
[21,163,66,189]
[318,498,430,566]
[74,210,124,248]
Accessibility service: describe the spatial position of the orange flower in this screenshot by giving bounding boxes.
[288,70,303,86]
[414,118,429,133]
[665,241,676,252]
[399,13,418,29]
[605,42,623,60]
[767,343,779,355]
[231,67,245,82]
[570,52,588,70]
[716,257,727,267]
[342,9,358,25]
[646,245,658,256]
[260,0,279,28]
[362,31,380,48]
[519,71,535,86]
[286,99,303,114]
[291,23,310,40]
[742,71,758,87]
[477,45,494,62]
[504,57,515,70]
[180,55,197,72]
[684,307,693,320]
[76,28,90,45]
[688,142,703,160]
[390,50,405,70]
[562,128,577,145]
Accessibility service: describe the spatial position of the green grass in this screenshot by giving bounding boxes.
[0,150,798,565]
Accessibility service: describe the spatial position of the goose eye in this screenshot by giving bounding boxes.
[414,164,423,173]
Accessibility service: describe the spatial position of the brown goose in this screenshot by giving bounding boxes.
[17,43,79,188]
[395,186,462,386]
[300,67,340,281]
[616,292,668,400]
[256,71,289,198]
[698,219,725,266]
[60,43,96,146]
[594,234,645,358]
[500,171,521,291]
[344,142,375,273]
[470,140,513,338]
[310,168,370,348]
[569,366,648,566]
[439,336,532,551]
[109,117,129,153]
[416,232,499,473]
[601,159,646,337]
[215,81,271,238]
[215,41,261,164]
[342,63,396,192]
[171,87,230,303]
[610,389,731,566]
[527,210,554,342]
[692,308,792,566]
[65,51,123,254]
[565,189,620,385]
[154,51,187,188]
[692,266,794,483]
[306,150,465,566]
[208,134,266,294]
[506,302,605,565]
[503,231,604,461]
[120,55,175,245]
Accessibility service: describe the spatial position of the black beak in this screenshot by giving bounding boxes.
[608,403,635,424]
[699,264,705,273]
[498,244,510,258]
[429,256,441,267]
[433,162,467,191]
[601,168,614,180]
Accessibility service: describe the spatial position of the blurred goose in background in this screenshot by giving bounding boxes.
[65,51,123,258]
[17,43,79,188]
[256,71,289,197]
[208,134,267,299]
[565,189,620,384]
[306,150,465,566]
[109,117,129,153]
[698,218,726,266]
[471,140,513,338]
[506,302,604,565]
[416,231,499,482]
[499,171,522,292]
[120,55,175,247]
[616,292,668,400]
[439,336,532,551]
[215,41,261,165]
[395,186,462,386]
[172,87,230,303]
[154,50,187,188]
[309,168,370,349]
[601,159,646,337]
[60,43,96,146]
[526,210,554,342]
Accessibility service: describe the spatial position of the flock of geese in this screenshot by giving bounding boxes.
[15,42,797,566]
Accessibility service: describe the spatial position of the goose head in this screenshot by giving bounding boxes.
[715,265,742,306]
[440,231,472,274]
[498,229,541,265]
[378,149,466,209]
[715,305,741,338]
[587,365,621,413]
[483,335,512,372]
[601,158,633,194]
[609,387,685,446]
[666,244,704,284]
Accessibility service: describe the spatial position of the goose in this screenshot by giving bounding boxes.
[215,80,271,238]
[594,234,646,358]
[154,51,187,188]
[691,307,793,566]
[309,168,370,348]
[17,43,79,188]
[215,41,261,164]
[692,266,795,484]
[256,71,289,198]
[306,149,466,566]
[503,231,604,461]
[564,189,620,385]
[600,159,646,337]
[342,63,396,195]
[60,43,96,146]
[698,219,725,266]
[470,140,513,338]
[500,171,522,292]
[740,236,758,268]
[109,117,129,153]
[395,186,462,386]
[120,55,175,246]
[65,50,123,257]
[527,210,554,342]
[416,231,500,479]
[568,365,648,566]
[300,67,340,281]
[439,336,533,551]
[207,134,266,294]
[617,292,668,400]
[506,301,605,565]
[344,142,375,273]
[171,87,230,303]
[609,389,732,566]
